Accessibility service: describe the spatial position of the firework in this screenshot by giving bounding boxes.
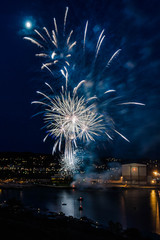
[32,65,144,170]
[32,80,105,169]
[24,7,76,75]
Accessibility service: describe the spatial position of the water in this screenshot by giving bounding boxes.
[0,187,160,234]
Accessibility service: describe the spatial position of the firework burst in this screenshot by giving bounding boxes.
[32,80,105,169]
[24,7,76,76]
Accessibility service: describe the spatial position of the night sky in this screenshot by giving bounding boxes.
[0,0,160,161]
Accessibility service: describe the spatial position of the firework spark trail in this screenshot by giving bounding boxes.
[45,82,54,92]
[43,27,53,41]
[35,53,49,57]
[106,49,121,67]
[23,37,44,48]
[34,29,47,42]
[113,129,130,142]
[64,6,69,34]
[105,132,113,140]
[61,66,69,90]
[83,21,88,52]
[53,18,58,35]
[96,29,105,50]
[118,102,145,106]
[86,96,98,102]
[95,34,105,60]
[41,63,54,76]
[68,41,77,50]
[67,30,73,45]
[73,80,86,95]
[104,89,116,94]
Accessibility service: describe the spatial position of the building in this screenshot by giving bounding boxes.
[0,152,60,179]
[122,163,147,185]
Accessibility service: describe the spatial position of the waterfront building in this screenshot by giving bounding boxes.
[122,163,147,185]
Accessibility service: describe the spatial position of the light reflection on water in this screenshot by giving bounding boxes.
[0,187,160,234]
[150,190,160,234]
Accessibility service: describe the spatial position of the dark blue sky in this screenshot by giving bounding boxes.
[0,0,160,160]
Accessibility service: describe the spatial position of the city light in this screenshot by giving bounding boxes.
[132,167,137,172]
[151,180,156,184]
[153,171,160,176]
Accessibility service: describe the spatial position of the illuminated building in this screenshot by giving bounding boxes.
[0,152,60,180]
[122,163,147,184]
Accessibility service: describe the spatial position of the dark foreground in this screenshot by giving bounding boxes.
[0,199,158,240]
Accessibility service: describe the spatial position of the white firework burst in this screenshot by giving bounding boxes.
[32,83,105,169]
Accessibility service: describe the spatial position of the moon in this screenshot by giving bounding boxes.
[25,21,32,29]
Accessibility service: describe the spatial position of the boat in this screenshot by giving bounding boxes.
[79,205,83,210]
[77,197,83,201]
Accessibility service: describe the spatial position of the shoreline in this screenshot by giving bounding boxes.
[0,182,160,190]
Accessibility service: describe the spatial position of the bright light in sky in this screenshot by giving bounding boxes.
[25,21,32,29]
